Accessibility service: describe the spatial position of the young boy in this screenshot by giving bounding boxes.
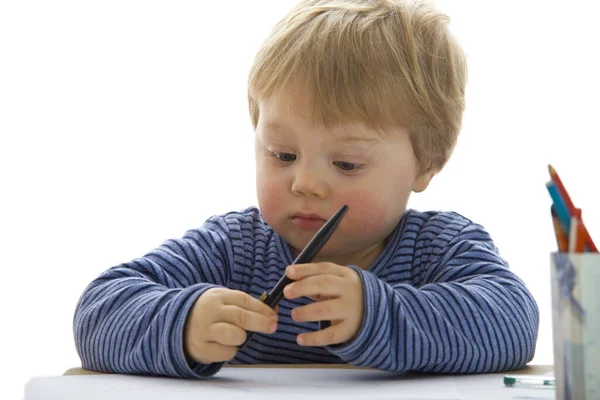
[74,0,539,378]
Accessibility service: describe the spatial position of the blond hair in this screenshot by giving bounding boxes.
[248,0,467,173]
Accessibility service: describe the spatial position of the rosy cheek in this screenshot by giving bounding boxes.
[257,179,282,224]
[339,190,390,236]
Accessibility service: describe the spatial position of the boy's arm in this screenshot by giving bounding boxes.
[73,216,234,378]
[327,222,539,373]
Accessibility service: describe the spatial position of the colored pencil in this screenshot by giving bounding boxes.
[551,206,569,252]
[547,165,598,252]
[546,181,571,233]
[548,164,576,214]
[569,209,586,253]
[581,222,598,252]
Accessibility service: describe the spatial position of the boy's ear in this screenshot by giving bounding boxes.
[412,170,436,193]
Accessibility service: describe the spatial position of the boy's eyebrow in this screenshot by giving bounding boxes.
[263,121,298,136]
[264,121,287,131]
[337,136,378,144]
[263,121,379,144]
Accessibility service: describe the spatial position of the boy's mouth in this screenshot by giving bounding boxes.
[291,212,326,230]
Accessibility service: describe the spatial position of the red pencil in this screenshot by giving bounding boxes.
[581,223,598,252]
[575,210,586,253]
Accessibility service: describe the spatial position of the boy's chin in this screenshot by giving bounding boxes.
[289,239,349,261]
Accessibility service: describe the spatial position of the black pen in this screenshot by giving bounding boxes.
[240,204,349,348]
[260,204,349,307]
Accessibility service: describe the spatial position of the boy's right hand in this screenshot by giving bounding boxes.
[183,287,278,365]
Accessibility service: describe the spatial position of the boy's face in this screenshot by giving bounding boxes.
[254,88,433,267]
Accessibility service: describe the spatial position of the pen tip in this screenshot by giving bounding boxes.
[340,204,349,216]
[548,164,556,175]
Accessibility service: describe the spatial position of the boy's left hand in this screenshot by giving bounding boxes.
[283,262,364,347]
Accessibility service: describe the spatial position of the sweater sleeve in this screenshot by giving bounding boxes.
[73,215,236,378]
[327,222,540,373]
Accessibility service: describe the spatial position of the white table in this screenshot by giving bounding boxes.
[25,364,555,400]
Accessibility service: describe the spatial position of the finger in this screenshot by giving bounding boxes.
[291,299,343,323]
[207,322,247,346]
[286,262,347,280]
[220,305,278,334]
[194,341,239,363]
[284,274,345,300]
[302,295,331,302]
[297,324,347,347]
[220,290,277,317]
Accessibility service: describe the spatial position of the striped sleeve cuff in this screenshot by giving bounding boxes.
[169,284,225,378]
[325,266,385,365]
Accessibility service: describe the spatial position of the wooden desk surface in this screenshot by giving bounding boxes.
[64,363,553,376]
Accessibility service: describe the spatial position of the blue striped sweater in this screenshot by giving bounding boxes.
[74,207,539,378]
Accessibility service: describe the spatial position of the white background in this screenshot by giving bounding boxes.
[1,1,599,398]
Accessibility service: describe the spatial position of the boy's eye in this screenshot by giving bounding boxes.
[333,161,361,171]
[272,152,296,162]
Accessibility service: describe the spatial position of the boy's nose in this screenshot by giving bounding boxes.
[291,165,328,199]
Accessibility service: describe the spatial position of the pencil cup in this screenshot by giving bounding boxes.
[550,252,600,400]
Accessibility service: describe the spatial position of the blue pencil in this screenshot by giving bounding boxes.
[546,181,571,233]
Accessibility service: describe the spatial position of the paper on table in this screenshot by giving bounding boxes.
[25,367,463,400]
